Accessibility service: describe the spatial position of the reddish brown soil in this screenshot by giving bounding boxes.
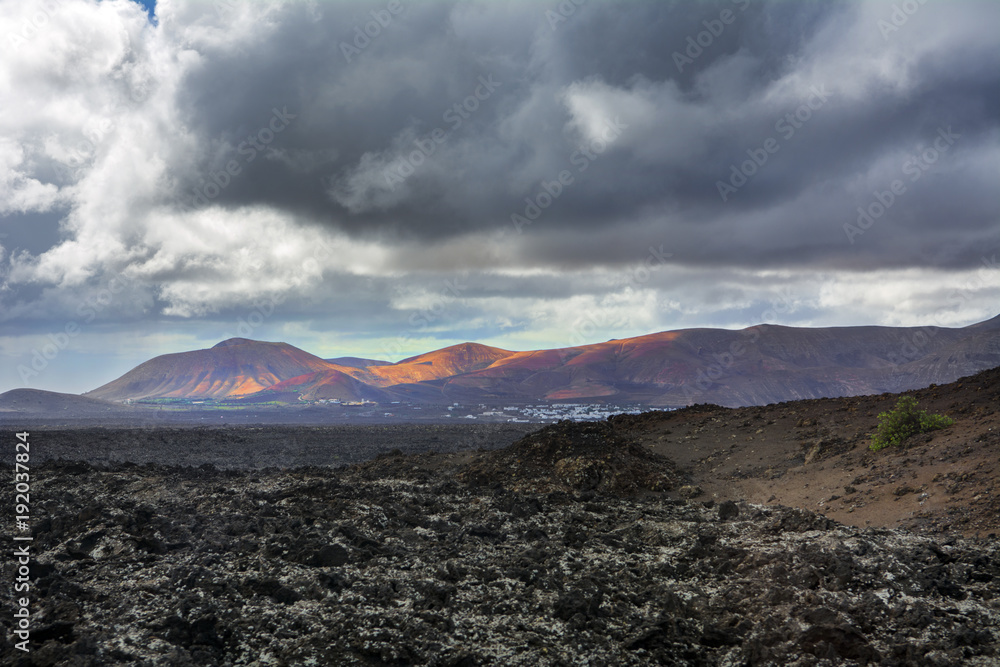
[610,366,1000,536]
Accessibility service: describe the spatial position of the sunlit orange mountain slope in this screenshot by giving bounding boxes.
[82,315,1000,407]
[353,343,513,387]
[85,338,344,401]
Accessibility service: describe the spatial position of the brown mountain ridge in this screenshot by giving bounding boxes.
[81,315,1000,407]
[84,338,343,402]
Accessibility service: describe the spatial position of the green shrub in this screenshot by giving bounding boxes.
[869,395,954,452]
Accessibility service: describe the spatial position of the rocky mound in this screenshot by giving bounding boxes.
[459,420,684,494]
[2,461,998,666]
[599,365,1000,537]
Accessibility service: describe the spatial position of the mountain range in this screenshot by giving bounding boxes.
[64,314,1000,408]
[2,316,998,418]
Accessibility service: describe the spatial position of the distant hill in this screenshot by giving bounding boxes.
[79,315,1000,408]
[85,338,343,401]
[242,369,391,404]
[356,343,513,387]
[424,320,998,406]
[966,313,1000,331]
[0,388,136,417]
[273,343,514,402]
[325,357,392,368]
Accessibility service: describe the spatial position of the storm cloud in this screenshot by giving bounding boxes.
[1,0,998,392]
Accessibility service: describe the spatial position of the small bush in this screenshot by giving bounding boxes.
[869,395,954,452]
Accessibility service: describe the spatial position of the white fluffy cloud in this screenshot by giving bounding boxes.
[0,138,63,215]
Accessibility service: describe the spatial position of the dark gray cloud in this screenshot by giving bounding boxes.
[2,0,999,393]
[146,0,1000,272]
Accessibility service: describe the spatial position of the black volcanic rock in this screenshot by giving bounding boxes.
[3,459,998,666]
[459,419,683,494]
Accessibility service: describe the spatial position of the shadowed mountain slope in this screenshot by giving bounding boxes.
[0,388,136,417]
[81,316,1000,408]
[440,321,1000,406]
[243,369,391,404]
[84,338,346,401]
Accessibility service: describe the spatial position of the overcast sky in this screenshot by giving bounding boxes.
[1,0,998,394]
